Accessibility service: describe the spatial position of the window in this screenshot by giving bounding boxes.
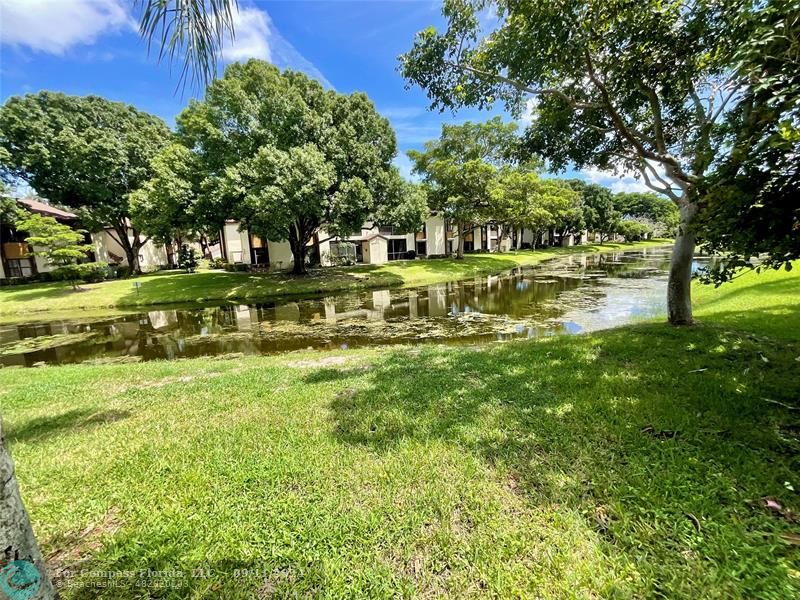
[329,241,357,263]
[416,241,427,256]
[249,234,269,265]
[6,258,33,278]
[379,225,397,235]
[387,239,407,261]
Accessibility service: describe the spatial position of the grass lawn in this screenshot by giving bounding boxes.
[1,267,798,598]
[0,240,671,321]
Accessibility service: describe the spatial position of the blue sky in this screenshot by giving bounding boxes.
[0,0,646,192]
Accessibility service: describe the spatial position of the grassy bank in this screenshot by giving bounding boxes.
[2,268,798,598]
[0,240,670,321]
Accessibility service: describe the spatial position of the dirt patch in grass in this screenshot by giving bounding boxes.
[286,355,350,368]
[47,507,123,589]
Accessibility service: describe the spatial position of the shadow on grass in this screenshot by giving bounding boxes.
[324,323,800,595]
[7,409,131,444]
[696,302,800,341]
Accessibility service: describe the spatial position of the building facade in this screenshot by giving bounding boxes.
[214,213,517,271]
[1,197,174,281]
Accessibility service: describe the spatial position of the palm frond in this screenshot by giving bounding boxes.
[136,0,238,92]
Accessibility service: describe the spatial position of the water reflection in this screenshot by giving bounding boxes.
[0,248,679,367]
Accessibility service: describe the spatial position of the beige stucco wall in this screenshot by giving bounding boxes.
[425,214,446,255]
[222,222,247,263]
[268,240,294,268]
[92,230,167,270]
[368,237,388,264]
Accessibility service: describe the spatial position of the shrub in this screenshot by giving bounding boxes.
[178,245,198,272]
[51,261,111,283]
[322,250,356,267]
[224,263,249,272]
[210,257,228,269]
[403,250,417,260]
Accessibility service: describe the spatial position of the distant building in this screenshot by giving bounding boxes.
[0,198,172,281]
[214,213,517,270]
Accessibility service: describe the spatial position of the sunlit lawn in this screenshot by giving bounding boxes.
[0,240,671,321]
[1,266,798,597]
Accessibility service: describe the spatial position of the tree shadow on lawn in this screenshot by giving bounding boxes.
[6,409,131,444]
[695,302,800,342]
[0,282,88,303]
[325,324,800,595]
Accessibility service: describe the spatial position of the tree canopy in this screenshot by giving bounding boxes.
[566,180,619,243]
[130,143,209,247]
[613,192,679,236]
[400,0,777,325]
[696,0,800,283]
[0,92,172,273]
[16,213,93,288]
[492,170,580,248]
[408,117,519,258]
[178,60,424,273]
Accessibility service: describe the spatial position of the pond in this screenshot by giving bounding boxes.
[0,247,690,367]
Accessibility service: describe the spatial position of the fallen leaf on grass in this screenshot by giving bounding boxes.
[758,496,797,522]
[640,425,679,439]
[780,533,800,546]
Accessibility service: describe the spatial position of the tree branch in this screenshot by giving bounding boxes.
[447,61,599,110]
[583,51,698,190]
[642,84,668,154]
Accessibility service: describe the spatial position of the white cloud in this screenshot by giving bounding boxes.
[518,98,539,125]
[393,153,419,182]
[379,106,425,120]
[0,0,130,54]
[581,166,650,194]
[220,7,271,62]
[220,4,332,88]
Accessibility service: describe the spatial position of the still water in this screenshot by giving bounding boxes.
[0,248,683,367]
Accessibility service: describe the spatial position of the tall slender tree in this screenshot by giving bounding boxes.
[408,118,519,258]
[400,0,761,324]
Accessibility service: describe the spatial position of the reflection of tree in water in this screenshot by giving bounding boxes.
[3,249,674,366]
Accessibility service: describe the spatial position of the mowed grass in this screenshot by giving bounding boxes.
[0,240,671,320]
[1,268,799,598]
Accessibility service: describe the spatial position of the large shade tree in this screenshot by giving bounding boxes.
[408,117,519,258]
[130,143,220,253]
[614,191,680,237]
[400,0,763,324]
[0,93,171,274]
[179,60,423,274]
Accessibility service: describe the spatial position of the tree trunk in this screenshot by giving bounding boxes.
[111,222,143,276]
[516,229,522,250]
[667,204,697,325]
[1,420,55,599]
[290,239,307,275]
[456,222,465,259]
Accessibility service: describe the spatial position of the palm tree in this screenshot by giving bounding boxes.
[136,0,239,89]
